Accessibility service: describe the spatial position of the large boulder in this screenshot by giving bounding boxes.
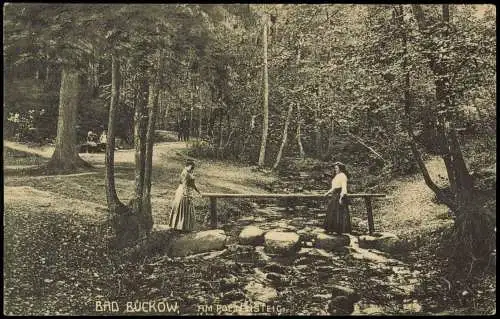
[239,226,266,245]
[358,232,408,254]
[168,229,227,257]
[315,233,350,251]
[264,231,300,255]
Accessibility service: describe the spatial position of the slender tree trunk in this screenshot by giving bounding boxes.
[47,66,91,172]
[399,5,455,209]
[190,106,193,139]
[218,110,223,157]
[296,103,305,158]
[164,96,170,131]
[45,52,51,83]
[436,114,457,193]
[314,105,322,157]
[105,54,122,209]
[105,53,137,247]
[273,103,293,170]
[327,117,335,154]
[141,49,166,236]
[198,106,202,138]
[258,15,269,167]
[133,80,147,221]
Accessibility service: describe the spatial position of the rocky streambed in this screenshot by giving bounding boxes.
[151,203,428,315]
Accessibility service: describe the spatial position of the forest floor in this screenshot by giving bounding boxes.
[3,139,496,315]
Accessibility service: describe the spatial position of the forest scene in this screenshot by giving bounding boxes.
[3,3,496,315]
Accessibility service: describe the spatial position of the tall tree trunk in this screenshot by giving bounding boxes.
[327,117,335,154]
[198,106,202,138]
[105,54,122,210]
[140,49,166,236]
[47,66,91,172]
[296,103,305,158]
[45,52,51,83]
[164,94,170,131]
[132,80,147,223]
[218,109,223,157]
[273,103,293,170]
[258,15,269,167]
[105,53,137,248]
[412,4,474,212]
[314,103,322,157]
[190,106,194,139]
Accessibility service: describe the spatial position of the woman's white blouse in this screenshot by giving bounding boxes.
[331,172,348,196]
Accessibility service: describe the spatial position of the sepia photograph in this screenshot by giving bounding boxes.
[3,3,496,316]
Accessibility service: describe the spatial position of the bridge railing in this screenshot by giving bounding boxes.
[201,192,386,235]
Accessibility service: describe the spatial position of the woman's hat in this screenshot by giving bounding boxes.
[333,161,345,167]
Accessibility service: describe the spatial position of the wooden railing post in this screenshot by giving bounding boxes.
[364,197,375,235]
[210,197,217,229]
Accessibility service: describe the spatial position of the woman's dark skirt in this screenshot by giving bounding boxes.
[324,188,352,234]
[168,185,195,232]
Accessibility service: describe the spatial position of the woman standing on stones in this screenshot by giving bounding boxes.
[324,161,352,234]
[169,159,202,232]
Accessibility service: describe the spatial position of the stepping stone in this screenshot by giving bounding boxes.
[168,229,227,257]
[315,233,350,251]
[239,226,266,245]
[359,232,408,254]
[264,231,300,255]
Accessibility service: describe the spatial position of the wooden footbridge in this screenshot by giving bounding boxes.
[201,192,386,235]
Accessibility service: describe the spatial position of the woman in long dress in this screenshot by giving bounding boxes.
[323,162,352,234]
[169,159,202,232]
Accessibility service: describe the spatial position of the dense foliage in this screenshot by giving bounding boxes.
[4,4,495,171]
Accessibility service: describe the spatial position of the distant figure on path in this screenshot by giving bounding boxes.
[99,130,107,144]
[87,130,97,143]
[324,161,352,234]
[181,116,190,141]
[177,120,182,141]
[169,159,202,232]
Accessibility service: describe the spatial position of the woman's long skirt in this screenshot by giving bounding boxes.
[168,185,195,231]
[324,188,352,234]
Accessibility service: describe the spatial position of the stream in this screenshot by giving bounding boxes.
[202,201,427,315]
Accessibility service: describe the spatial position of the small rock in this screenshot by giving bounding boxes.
[239,226,266,246]
[152,224,171,231]
[359,232,408,254]
[255,246,271,262]
[328,296,354,315]
[294,265,309,271]
[331,284,360,303]
[317,265,336,273]
[222,290,245,303]
[263,263,287,274]
[266,272,283,284]
[315,233,350,251]
[312,293,332,302]
[244,281,278,303]
[220,276,238,291]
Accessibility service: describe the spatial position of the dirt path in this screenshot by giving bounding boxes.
[3,140,277,225]
[376,156,452,238]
